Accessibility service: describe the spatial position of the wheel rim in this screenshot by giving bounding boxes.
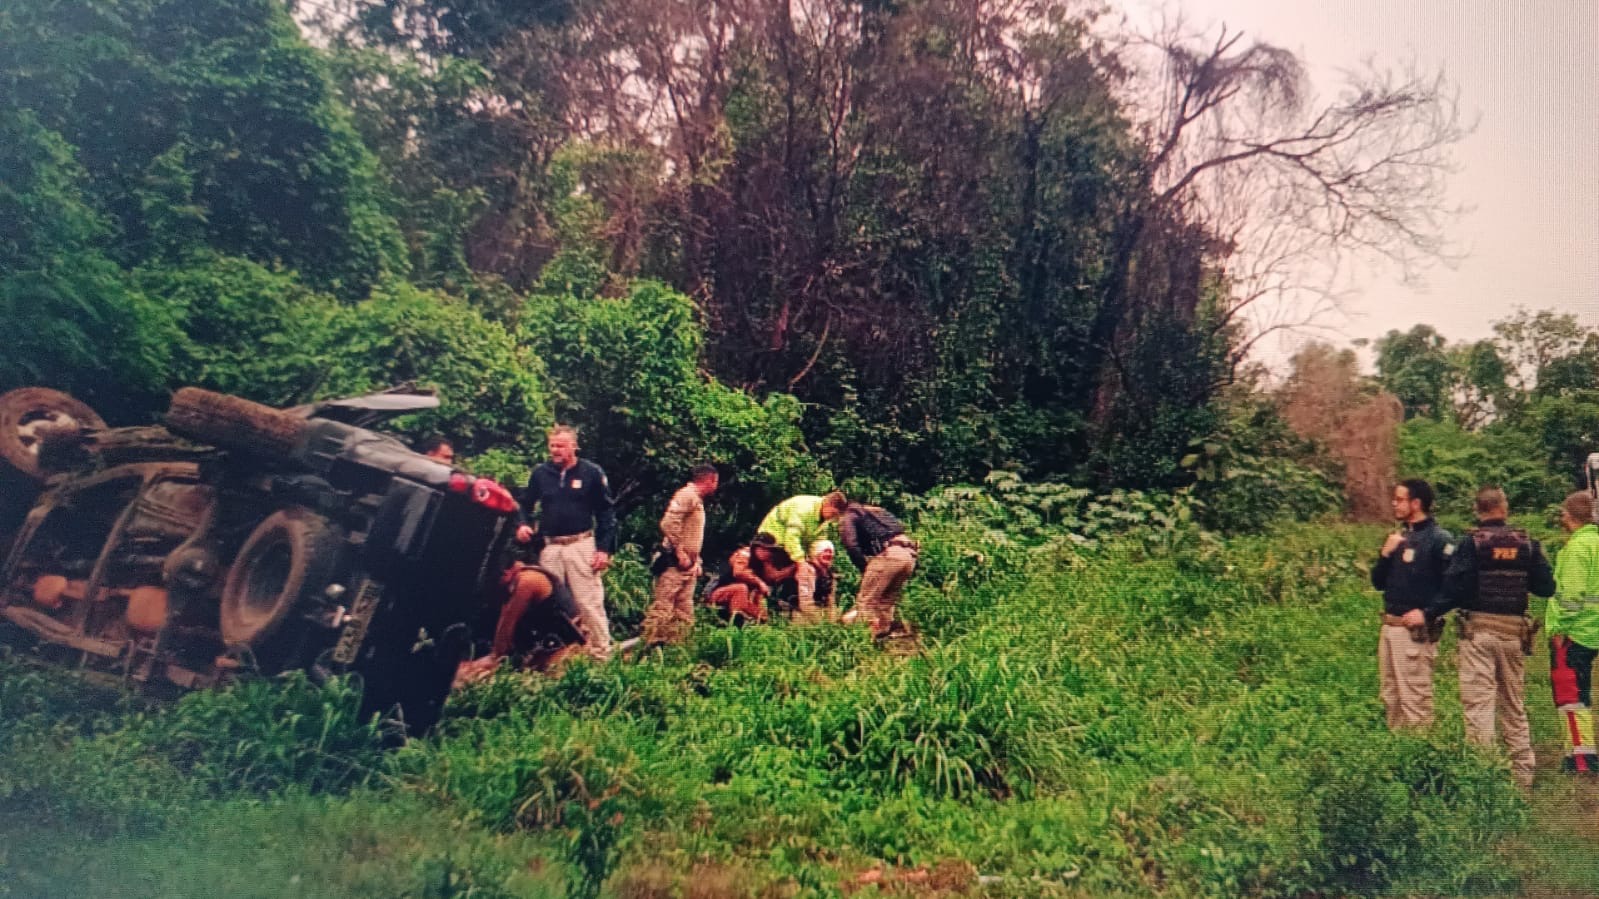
[14,408,90,463]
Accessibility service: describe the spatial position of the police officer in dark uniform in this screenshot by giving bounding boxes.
[1372,478,1455,729]
[1419,486,1555,788]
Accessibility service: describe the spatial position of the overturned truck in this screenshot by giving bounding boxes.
[0,386,580,734]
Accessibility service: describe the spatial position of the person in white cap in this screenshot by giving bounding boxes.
[807,539,839,622]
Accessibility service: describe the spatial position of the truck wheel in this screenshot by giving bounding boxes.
[220,509,341,650]
[165,388,308,459]
[0,388,106,480]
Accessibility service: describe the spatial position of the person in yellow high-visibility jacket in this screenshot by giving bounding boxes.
[755,491,847,618]
[1549,491,1599,773]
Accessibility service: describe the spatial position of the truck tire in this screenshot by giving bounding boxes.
[219,509,342,650]
[165,388,308,459]
[0,388,106,480]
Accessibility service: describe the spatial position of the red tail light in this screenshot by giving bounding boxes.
[446,473,518,514]
[471,477,518,513]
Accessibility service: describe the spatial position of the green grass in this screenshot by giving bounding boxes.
[2,520,1593,897]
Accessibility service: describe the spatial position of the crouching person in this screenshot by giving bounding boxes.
[454,563,586,685]
[838,501,918,640]
[704,534,794,624]
[755,492,847,617]
[642,465,718,647]
[808,540,839,621]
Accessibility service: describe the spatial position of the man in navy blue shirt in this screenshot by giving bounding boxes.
[515,425,618,660]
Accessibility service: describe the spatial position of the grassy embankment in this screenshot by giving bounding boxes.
[1,513,1592,898]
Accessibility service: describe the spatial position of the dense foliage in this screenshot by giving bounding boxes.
[1376,311,1599,511]
[2,513,1536,898]
[2,0,1463,534]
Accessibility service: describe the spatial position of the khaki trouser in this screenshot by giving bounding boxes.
[1458,616,1534,788]
[859,545,917,636]
[643,566,696,645]
[540,535,611,661]
[1378,623,1437,729]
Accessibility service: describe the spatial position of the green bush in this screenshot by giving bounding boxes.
[1400,416,1570,519]
[518,280,827,545]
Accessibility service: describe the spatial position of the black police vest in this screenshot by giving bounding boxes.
[1467,526,1533,616]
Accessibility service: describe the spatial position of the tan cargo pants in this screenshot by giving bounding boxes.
[643,566,697,645]
[859,545,917,637]
[540,535,611,661]
[1378,623,1437,729]
[1458,614,1535,788]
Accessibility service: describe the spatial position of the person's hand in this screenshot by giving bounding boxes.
[592,550,611,573]
[1400,609,1426,628]
[1381,532,1405,558]
[676,548,693,570]
[515,525,534,544]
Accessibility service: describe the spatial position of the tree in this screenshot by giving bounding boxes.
[1088,21,1466,424]
[1374,325,1452,419]
[1448,338,1509,430]
[3,0,407,297]
[1491,307,1589,398]
[1279,342,1403,520]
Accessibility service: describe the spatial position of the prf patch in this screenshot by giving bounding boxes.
[1402,548,1416,563]
[1492,547,1520,561]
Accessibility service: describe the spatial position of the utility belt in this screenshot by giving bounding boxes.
[650,541,699,576]
[1456,610,1542,656]
[1382,613,1445,644]
[545,530,593,546]
[880,535,920,556]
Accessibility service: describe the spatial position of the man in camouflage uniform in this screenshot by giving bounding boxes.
[642,464,718,646]
[1371,478,1453,729]
[1417,487,1554,788]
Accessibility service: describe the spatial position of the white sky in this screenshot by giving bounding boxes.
[1121,0,1599,366]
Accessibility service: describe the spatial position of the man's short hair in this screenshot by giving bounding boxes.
[821,490,848,513]
[1474,486,1508,517]
[1399,478,1435,514]
[415,434,452,456]
[751,533,778,549]
[691,464,719,482]
[547,424,578,442]
[1564,491,1595,524]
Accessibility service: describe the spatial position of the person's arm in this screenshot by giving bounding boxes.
[781,508,808,563]
[1427,537,1472,620]
[1371,552,1393,590]
[730,551,769,594]
[1548,539,1591,637]
[514,470,539,539]
[1529,540,1557,598]
[838,512,868,570]
[659,488,691,546]
[592,465,618,554]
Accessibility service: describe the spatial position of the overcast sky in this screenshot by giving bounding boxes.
[1121,0,1599,365]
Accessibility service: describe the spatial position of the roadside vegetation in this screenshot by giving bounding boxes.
[4,475,1574,897]
[6,2,1599,896]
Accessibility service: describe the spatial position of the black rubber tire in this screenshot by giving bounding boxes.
[165,388,308,459]
[219,509,341,649]
[0,388,106,480]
